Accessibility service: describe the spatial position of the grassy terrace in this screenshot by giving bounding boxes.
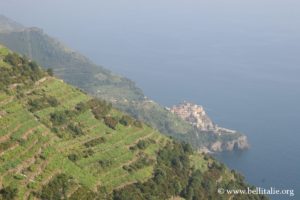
[0,96,51,198]
[0,77,169,199]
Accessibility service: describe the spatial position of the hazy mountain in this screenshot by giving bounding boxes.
[0,15,24,33]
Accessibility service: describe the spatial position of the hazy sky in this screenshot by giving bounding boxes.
[1,0,300,56]
[0,0,300,105]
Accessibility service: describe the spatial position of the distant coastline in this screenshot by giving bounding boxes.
[169,101,249,152]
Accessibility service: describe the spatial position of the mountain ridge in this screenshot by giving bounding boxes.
[0,15,24,33]
[0,15,248,152]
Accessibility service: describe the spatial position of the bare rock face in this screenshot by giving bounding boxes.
[170,101,249,152]
[210,136,250,152]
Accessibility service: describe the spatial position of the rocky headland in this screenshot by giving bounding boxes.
[169,101,249,152]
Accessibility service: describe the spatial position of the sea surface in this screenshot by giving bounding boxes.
[1,0,300,199]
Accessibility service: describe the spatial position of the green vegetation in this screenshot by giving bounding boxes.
[0,45,266,200]
[0,186,18,200]
[0,46,167,199]
[122,153,154,173]
[40,174,72,199]
[88,98,112,120]
[46,68,54,76]
[50,111,69,126]
[67,123,84,137]
[119,115,133,126]
[0,52,45,92]
[104,116,118,130]
[84,137,106,148]
[113,142,267,200]
[99,159,112,169]
[130,138,156,151]
[28,95,59,112]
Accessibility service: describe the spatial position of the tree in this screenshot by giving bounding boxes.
[0,186,18,200]
[50,111,68,125]
[4,53,21,66]
[47,68,54,76]
[133,120,143,128]
[40,174,71,200]
[104,117,118,129]
[67,123,84,137]
[29,61,39,72]
[88,98,112,119]
[119,115,133,126]
[75,102,88,112]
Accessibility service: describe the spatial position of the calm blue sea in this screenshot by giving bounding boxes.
[1,0,300,199]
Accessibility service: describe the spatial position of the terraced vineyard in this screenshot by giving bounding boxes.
[0,75,170,198]
[0,46,267,200]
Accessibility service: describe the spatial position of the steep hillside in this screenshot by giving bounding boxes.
[0,46,267,200]
[0,15,247,152]
[0,15,24,33]
[0,17,144,102]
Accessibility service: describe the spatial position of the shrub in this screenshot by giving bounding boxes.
[0,141,14,152]
[119,115,133,126]
[47,96,59,107]
[131,139,156,151]
[0,186,18,200]
[114,142,192,199]
[75,102,88,113]
[68,154,79,162]
[99,160,112,168]
[28,96,59,112]
[67,123,84,137]
[69,187,98,200]
[104,116,118,130]
[4,53,21,66]
[84,137,106,148]
[47,68,54,76]
[2,53,45,85]
[64,110,77,118]
[133,120,143,128]
[136,140,148,150]
[82,149,94,158]
[50,111,68,126]
[123,155,154,173]
[13,174,25,180]
[40,174,72,200]
[29,61,39,72]
[129,146,138,151]
[88,99,112,119]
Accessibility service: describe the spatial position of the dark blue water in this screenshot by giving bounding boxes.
[1,0,300,199]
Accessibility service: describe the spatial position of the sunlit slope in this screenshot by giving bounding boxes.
[0,48,168,199]
[0,79,168,198]
[0,46,266,200]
